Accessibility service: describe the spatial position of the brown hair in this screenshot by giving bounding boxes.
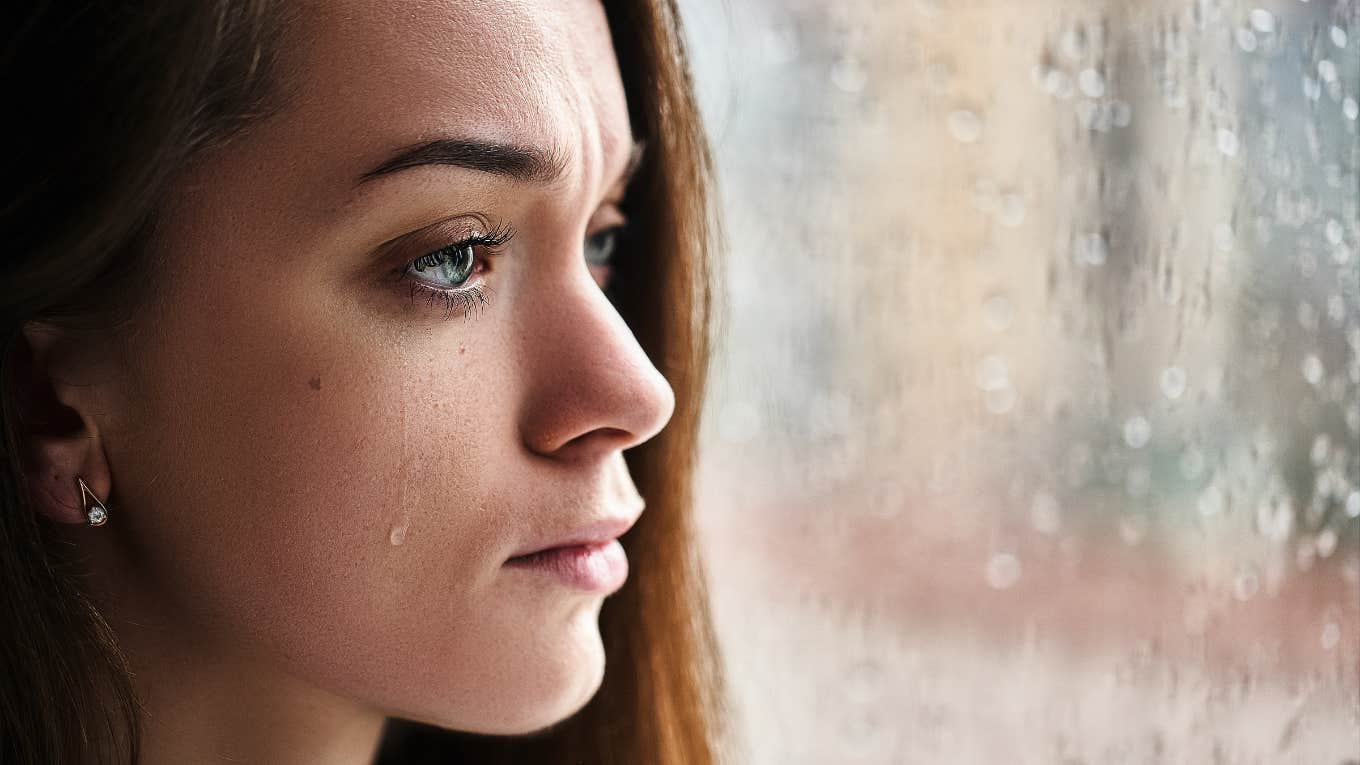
[0,1,730,763]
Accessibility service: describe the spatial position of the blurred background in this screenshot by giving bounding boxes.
[676,0,1360,762]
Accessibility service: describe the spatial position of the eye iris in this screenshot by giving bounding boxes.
[585,229,618,266]
[412,243,475,286]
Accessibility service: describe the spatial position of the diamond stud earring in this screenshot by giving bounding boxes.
[76,476,109,527]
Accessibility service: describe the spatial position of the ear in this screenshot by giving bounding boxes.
[12,322,114,526]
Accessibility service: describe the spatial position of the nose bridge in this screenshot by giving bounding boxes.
[517,267,676,458]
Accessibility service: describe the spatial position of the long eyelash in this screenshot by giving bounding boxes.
[468,220,517,248]
[407,281,495,321]
[389,221,515,320]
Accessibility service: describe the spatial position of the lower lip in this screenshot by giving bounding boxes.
[504,539,629,592]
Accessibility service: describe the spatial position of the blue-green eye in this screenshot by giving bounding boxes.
[392,221,515,320]
[585,226,624,268]
[409,241,476,288]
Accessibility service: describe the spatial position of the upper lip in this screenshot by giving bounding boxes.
[506,512,642,560]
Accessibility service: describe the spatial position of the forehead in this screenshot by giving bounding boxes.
[272,0,631,191]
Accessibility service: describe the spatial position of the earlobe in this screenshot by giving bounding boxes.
[13,323,116,526]
[23,432,114,526]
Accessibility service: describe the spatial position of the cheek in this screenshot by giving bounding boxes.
[111,274,607,731]
[117,288,482,621]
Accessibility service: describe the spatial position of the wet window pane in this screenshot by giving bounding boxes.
[682,0,1359,761]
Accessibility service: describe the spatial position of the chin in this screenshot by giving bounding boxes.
[427,666,606,737]
[405,618,609,737]
[498,641,609,736]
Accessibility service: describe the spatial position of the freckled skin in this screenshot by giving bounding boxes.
[49,0,675,760]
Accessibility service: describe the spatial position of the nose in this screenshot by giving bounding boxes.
[518,264,676,463]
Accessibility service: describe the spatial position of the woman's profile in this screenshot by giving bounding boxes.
[0,1,728,763]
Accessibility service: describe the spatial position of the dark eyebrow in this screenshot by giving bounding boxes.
[357,138,570,185]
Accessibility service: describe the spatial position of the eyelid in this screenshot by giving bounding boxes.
[588,202,627,233]
[376,213,502,264]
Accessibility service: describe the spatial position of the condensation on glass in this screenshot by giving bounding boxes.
[680,0,1359,762]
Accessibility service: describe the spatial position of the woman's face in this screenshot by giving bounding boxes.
[89,0,673,734]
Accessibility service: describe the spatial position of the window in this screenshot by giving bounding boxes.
[685,1,1359,760]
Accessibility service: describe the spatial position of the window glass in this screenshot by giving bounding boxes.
[683,1,1360,760]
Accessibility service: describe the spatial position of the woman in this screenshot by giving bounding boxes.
[0,1,729,762]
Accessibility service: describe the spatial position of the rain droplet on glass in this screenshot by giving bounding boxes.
[1216,128,1239,157]
[1077,232,1108,266]
[1301,354,1325,385]
[1310,433,1331,466]
[1118,515,1147,545]
[1044,69,1074,99]
[1030,492,1062,535]
[830,55,868,93]
[976,355,1010,390]
[1256,494,1293,541]
[1327,295,1346,325]
[1160,366,1187,400]
[1303,75,1322,101]
[1298,540,1318,572]
[947,109,983,143]
[1332,242,1352,265]
[985,552,1021,590]
[1325,218,1345,246]
[1321,622,1342,650]
[983,293,1015,331]
[1076,99,1099,130]
[1331,25,1349,48]
[1249,9,1275,34]
[1077,68,1105,98]
[1123,416,1151,449]
[1198,484,1224,517]
[996,193,1026,227]
[1315,528,1338,558]
[1060,27,1087,60]
[1299,301,1320,331]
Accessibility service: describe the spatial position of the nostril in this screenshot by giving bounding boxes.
[560,427,635,457]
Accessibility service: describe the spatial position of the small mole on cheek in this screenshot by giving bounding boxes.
[459,345,466,355]
[308,376,322,391]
